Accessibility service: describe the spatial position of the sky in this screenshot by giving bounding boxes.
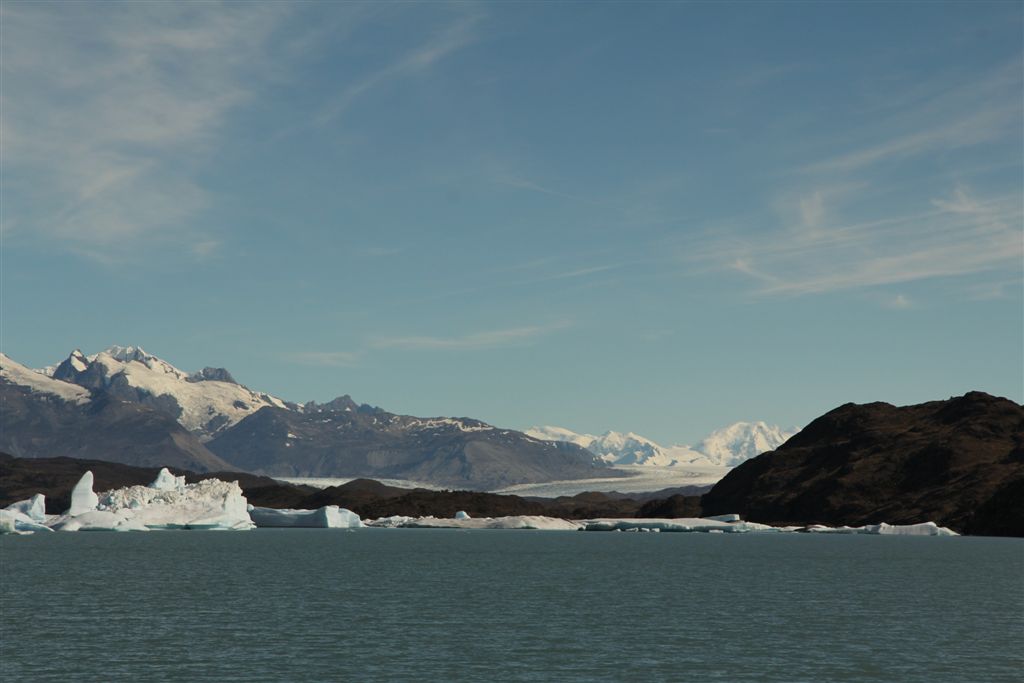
[2,1,1022,446]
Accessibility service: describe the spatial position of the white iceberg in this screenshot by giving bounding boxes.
[394,515,582,531]
[5,494,47,522]
[365,515,416,528]
[150,467,186,491]
[454,510,470,520]
[866,522,958,536]
[67,471,99,516]
[48,471,254,531]
[580,517,781,533]
[805,521,958,536]
[249,505,362,529]
[0,510,25,535]
[0,508,52,534]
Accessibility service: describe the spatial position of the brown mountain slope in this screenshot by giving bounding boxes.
[701,392,1024,536]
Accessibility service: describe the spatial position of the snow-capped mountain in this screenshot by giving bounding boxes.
[526,422,797,469]
[49,345,288,440]
[695,421,798,467]
[525,427,708,466]
[1,353,91,405]
[3,345,613,488]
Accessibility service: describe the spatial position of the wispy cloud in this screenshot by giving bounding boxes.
[2,2,291,258]
[703,185,1022,296]
[284,321,571,365]
[806,58,1022,174]
[371,321,570,351]
[314,12,480,126]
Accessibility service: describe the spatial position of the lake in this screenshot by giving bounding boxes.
[2,529,1021,682]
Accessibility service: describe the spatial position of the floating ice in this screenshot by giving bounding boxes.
[0,508,52,534]
[580,517,780,533]
[150,468,186,491]
[385,515,583,531]
[67,471,99,515]
[249,505,362,529]
[454,510,470,520]
[0,510,23,535]
[365,515,416,528]
[48,475,254,531]
[5,494,46,522]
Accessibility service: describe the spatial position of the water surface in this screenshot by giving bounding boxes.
[2,530,1021,682]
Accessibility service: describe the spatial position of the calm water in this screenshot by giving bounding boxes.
[2,530,1021,682]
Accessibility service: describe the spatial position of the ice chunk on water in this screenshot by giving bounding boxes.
[806,522,958,536]
[5,494,46,522]
[581,517,779,533]
[249,505,362,529]
[864,522,959,536]
[67,471,99,516]
[454,510,470,520]
[705,513,741,522]
[150,468,185,491]
[0,510,22,534]
[395,515,582,531]
[49,477,254,531]
[365,515,415,528]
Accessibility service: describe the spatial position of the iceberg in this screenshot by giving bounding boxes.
[866,522,958,536]
[0,508,52,534]
[150,467,186,491]
[0,510,24,535]
[47,470,254,531]
[249,505,362,529]
[805,522,958,536]
[580,517,781,533]
[5,494,46,522]
[454,510,470,520]
[67,471,99,516]
[365,515,416,528]
[387,515,583,531]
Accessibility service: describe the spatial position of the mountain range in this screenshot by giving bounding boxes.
[3,346,791,487]
[1,346,614,489]
[526,422,796,468]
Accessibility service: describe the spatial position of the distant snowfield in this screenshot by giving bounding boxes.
[281,464,731,497]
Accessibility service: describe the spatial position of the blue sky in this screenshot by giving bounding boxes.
[3,1,1022,445]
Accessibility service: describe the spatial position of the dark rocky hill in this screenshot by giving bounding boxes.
[701,392,1024,536]
[207,403,618,490]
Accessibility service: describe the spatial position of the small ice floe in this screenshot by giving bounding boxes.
[248,505,362,529]
[806,521,958,536]
[367,515,583,531]
[580,517,780,533]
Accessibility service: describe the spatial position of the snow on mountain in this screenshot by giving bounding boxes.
[0,353,91,404]
[694,421,798,467]
[51,345,287,440]
[527,421,797,469]
[526,427,709,466]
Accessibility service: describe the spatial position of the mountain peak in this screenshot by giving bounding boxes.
[101,345,152,363]
[187,367,238,384]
